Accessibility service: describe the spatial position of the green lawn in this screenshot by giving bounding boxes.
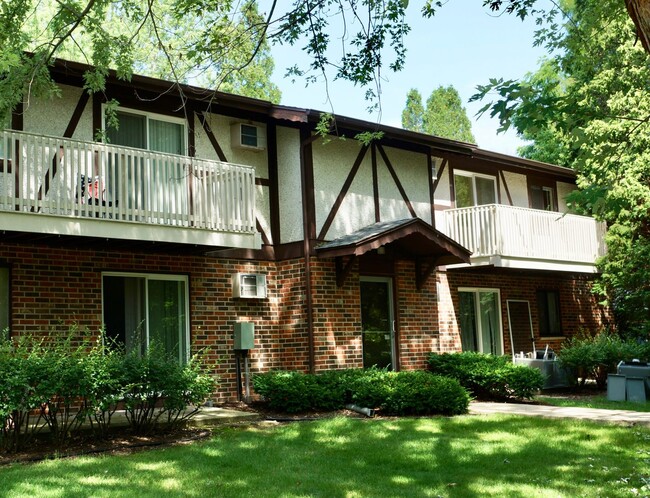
[2,415,650,497]
[537,393,650,412]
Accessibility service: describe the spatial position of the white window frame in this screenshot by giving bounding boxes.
[458,287,504,355]
[101,105,188,155]
[101,272,190,362]
[453,170,498,207]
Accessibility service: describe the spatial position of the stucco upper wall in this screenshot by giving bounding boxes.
[312,137,432,241]
[195,112,268,179]
[277,126,303,244]
[23,84,93,142]
[501,171,528,207]
[557,181,576,213]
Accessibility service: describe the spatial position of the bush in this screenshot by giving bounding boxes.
[383,371,469,416]
[558,330,650,388]
[0,329,217,452]
[253,368,470,416]
[427,352,544,401]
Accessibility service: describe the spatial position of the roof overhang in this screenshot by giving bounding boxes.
[316,218,471,288]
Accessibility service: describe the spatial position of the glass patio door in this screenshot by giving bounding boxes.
[360,277,395,369]
[458,289,503,355]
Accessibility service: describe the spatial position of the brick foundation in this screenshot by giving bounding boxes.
[0,243,611,400]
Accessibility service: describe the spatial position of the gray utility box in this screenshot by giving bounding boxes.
[234,322,255,350]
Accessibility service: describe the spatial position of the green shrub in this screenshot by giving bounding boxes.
[427,352,544,400]
[383,371,469,416]
[558,330,650,388]
[253,368,470,416]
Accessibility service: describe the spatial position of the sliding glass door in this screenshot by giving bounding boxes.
[458,288,503,355]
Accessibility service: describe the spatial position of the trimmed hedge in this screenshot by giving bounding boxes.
[252,369,470,415]
[558,330,650,388]
[427,352,544,401]
[0,330,216,452]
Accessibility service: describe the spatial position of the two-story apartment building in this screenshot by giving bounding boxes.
[0,59,610,399]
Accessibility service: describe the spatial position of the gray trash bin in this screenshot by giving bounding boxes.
[607,374,626,401]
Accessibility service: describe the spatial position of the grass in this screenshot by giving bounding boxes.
[1,415,650,497]
[537,393,650,412]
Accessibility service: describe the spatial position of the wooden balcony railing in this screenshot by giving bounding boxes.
[0,130,256,234]
[443,204,606,265]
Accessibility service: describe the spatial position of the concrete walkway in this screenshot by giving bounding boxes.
[469,401,650,425]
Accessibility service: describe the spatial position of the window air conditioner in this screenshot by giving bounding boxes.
[232,273,267,299]
[230,123,266,151]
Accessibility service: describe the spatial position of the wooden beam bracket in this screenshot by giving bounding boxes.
[335,255,357,288]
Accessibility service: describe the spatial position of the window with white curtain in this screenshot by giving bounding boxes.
[458,288,503,355]
[102,273,189,363]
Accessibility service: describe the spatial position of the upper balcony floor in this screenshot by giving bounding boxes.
[0,130,260,250]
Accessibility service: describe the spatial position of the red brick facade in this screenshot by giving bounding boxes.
[1,242,610,400]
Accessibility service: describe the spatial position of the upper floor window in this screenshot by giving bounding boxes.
[530,185,556,211]
[453,171,497,208]
[104,107,186,156]
[0,111,10,159]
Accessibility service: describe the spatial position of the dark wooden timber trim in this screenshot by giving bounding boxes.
[317,144,369,241]
[335,255,357,287]
[416,257,439,291]
[37,92,90,205]
[377,144,417,218]
[432,158,447,193]
[499,169,513,206]
[371,144,380,222]
[187,107,196,157]
[428,154,435,227]
[274,241,303,260]
[300,125,315,373]
[92,93,102,138]
[256,219,271,246]
[198,112,228,162]
[11,101,23,130]
[266,122,280,245]
[255,178,270,187]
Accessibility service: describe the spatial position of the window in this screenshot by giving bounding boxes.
[531,185,556,211]
[537,290,562,337]
[458,288,503,355]
[453,171,497,208]
[102,273,189,362]
[0,110,11,160]
[0,267,9,338]
[104,108,186,155]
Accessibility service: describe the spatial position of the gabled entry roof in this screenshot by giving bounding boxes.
[316,218,471,265]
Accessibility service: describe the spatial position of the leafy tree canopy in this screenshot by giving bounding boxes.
[402,86,475,143]
[472,0,650,335]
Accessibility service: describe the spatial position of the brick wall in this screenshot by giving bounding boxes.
[437,269,612,355]
[0,242,612,400]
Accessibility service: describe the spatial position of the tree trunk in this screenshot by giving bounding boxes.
[625,0,650,55]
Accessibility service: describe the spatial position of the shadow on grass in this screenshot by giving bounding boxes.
[2,415,647,497]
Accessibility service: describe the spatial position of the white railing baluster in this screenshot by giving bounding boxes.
[0,130,257,236]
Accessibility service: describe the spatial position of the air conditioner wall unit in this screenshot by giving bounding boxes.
[230,123,266,151]
[232,273,267,299]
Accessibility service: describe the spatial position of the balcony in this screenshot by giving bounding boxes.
[0,130,259,249]
[443,204,606,273]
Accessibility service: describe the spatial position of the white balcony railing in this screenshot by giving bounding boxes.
[443,204,606,265]
[0,130,256,235]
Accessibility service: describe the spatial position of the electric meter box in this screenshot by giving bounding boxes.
[233,322,255,350]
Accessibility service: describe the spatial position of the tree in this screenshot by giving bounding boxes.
[472,0,650,335]
[401,89,425,133]
[0,0,411,118]
[402,86,475,143]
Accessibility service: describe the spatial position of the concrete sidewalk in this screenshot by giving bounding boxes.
[469,401,650,425]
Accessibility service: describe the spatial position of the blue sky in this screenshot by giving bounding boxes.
[267,2,549,156]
